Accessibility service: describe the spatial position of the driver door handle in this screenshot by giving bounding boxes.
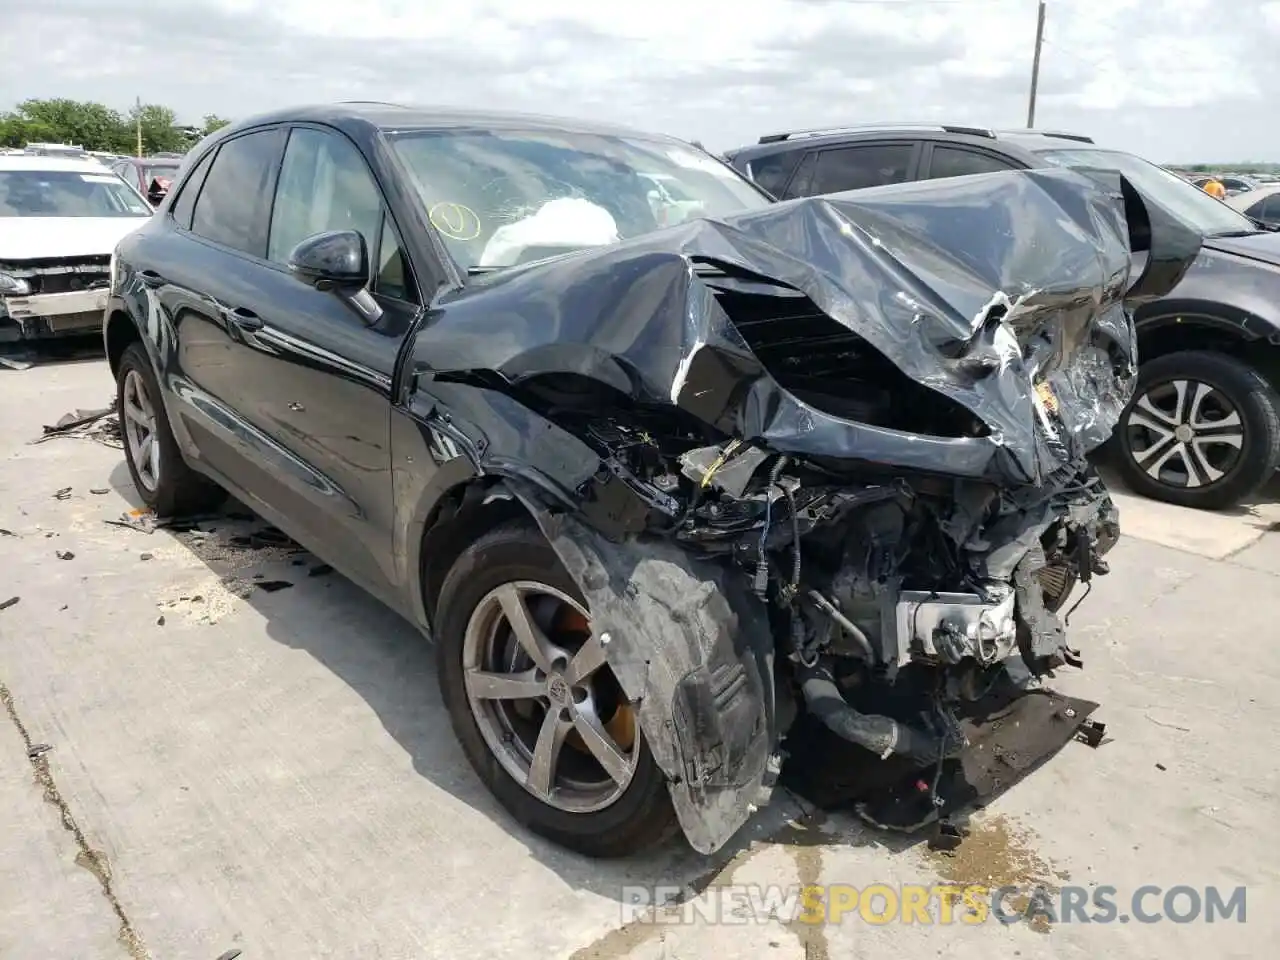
[224,305,264,332]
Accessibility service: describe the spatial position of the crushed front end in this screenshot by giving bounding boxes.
[0,255,112,342]
[418,166,1202,853]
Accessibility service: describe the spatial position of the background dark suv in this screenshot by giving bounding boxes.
[726,125,1280,511]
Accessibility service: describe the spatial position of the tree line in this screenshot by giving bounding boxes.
[0,98,231,155]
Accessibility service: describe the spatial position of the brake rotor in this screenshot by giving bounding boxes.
[552,604,637,753]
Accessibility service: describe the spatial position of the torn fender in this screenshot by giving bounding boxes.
[506,482,778,854]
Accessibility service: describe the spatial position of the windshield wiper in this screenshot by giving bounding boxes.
[1209,228,1268,238]
[465,265,502,275]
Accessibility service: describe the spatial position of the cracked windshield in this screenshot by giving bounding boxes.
[391,129,769,271]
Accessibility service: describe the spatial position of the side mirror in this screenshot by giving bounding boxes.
[287,230,369,291]
[287,229,383,325]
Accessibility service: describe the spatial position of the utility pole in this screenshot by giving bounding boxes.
[135,96,143,157]
[1026,0,1046,128]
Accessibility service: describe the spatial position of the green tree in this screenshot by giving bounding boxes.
[0,98,234,155]
[129,103,188,154]
[200,114,231,136]
[9,98,132,151]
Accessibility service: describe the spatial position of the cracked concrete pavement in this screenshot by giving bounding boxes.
[1,357,1278,959]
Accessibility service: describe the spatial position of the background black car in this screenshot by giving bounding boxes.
[726,124,1280,510]
[110,154,183,206]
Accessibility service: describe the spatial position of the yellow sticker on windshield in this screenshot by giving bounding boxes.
[429,202,482,241]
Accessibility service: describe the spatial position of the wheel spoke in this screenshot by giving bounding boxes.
[1137,388,1181,428]
[1127,411,1175,439]
[122,397,148,426]
[566,633,609,685]
[1133,428,1176,465]
[464,667,544,700]
[527,709,571,800]
[1184,380,1209,427]
[495,584,553,671]
[571,704,632,786]
[146,431,160,480]
[1144,440,1192,484]
[1195,430,1244,449]
[139,434,154,475]
[1188,440,1226,483]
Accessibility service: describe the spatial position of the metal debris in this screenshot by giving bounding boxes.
[53,487,72,500]
[0,597,19,611]
[254,580,294,593]
[55,549,74,560]
[31,401,123,449]
[90,488,110,495]
[27,743,52,760]
[139,553,153,561]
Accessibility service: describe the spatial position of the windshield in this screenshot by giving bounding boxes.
[390,128,769,271]
[143,163,180,186]
[1037,148,1257,236]
[643,174,696,202]
[0,170,152,218]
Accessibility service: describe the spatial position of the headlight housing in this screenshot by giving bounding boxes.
[0,272,30,296]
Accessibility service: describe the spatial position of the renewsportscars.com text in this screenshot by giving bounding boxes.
[620,883,1247,927]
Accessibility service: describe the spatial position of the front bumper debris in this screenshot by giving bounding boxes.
[1,257,111,341]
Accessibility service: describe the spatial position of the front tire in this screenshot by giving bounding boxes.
[116,342,224,517]
[434,521,678,857]
[1115,350,1280,510]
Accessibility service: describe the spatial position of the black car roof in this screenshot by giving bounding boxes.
[726,125,1096,163]
[215,102,688,145]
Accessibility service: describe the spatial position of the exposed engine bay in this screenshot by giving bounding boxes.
[412,165,1203,854]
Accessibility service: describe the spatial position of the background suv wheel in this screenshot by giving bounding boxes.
[1115,350,1280,510]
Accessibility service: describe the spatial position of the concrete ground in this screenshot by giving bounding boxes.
[1,356,1277,960]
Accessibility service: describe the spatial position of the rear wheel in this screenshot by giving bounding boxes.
[1115,350,1280,510]
[116,342,224,517]
[435,521,678,857]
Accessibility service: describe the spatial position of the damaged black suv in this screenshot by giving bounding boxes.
[103,104,1199,858]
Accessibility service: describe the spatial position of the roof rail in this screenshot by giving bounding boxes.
[334,100,411,109]
[999,128,1095,144]
[757,122,995,144]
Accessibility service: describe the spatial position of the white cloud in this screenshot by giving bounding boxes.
[3,0,1278,162]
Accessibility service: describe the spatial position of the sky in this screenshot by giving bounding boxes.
[3,0,1279,163]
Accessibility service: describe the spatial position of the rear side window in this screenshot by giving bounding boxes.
[170,150,215,229]
[746,150,804,197]
[810,144,914,194]
[926,145,1018,180]
[1260,195,1280,221]
[189,129,284,257]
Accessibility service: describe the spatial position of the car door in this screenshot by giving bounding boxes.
[919,142,1022,180]
[220,123,422,601]
[785,140,922,197]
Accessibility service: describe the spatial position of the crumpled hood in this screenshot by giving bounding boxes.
[0,216,151,261]
[422,167,1201,486]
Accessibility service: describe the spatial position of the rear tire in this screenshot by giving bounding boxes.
[116,342,224,517]
[434,520,679,857]
[1115,350,1280,510]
